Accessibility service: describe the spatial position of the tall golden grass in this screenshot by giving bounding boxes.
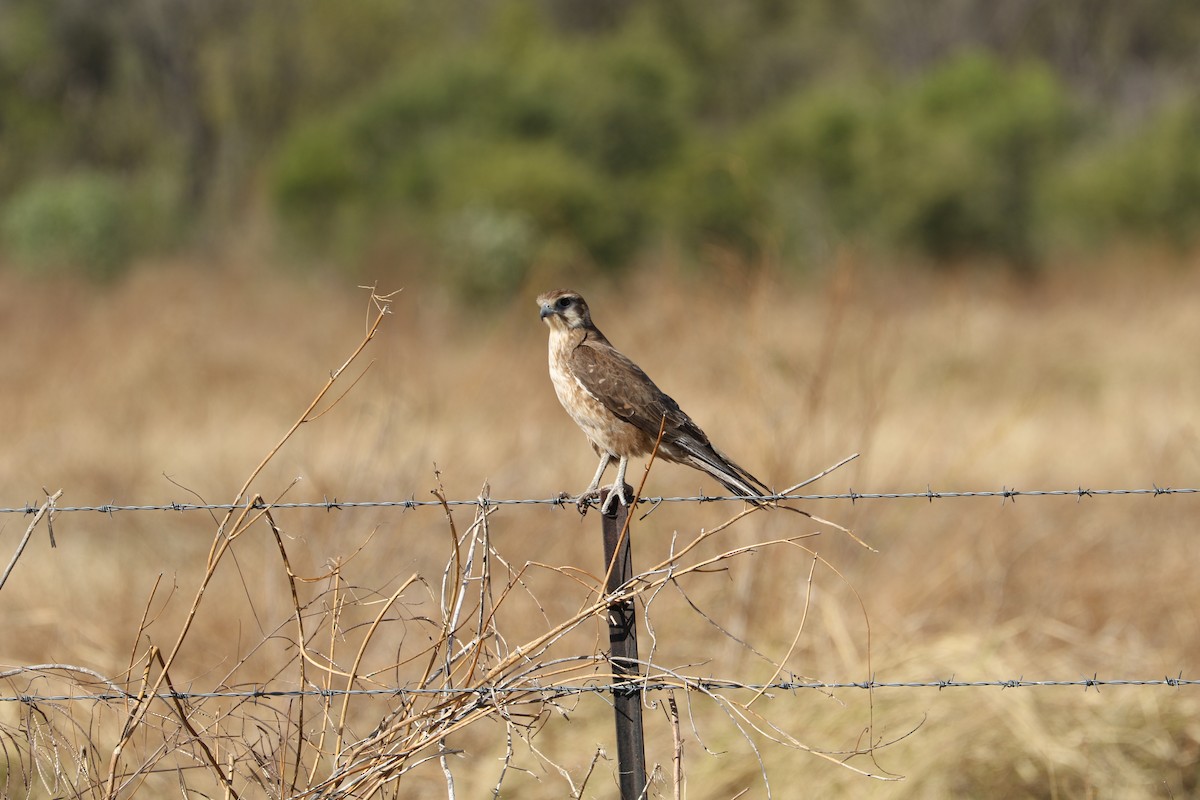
[0,254,1198,798]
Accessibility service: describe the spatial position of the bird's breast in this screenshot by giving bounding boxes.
[547,334,652,458]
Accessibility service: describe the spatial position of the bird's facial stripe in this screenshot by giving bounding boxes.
[537,292,589,328]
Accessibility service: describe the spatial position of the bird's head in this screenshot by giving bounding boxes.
[537,289,592,331]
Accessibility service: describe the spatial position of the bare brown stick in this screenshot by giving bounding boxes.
[0,663,125,693]
[220,292,395,520]
[668,692,683,800]
[123,574,166,694]
[263,506,308,796]
[151,647,239,799]
[747,552,819,709]
[307,561,347,788]
[775,453,875,551]
[0,488,61,592]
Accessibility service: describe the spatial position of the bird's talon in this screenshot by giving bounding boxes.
[575,489,601,516]
[599,486,629,515]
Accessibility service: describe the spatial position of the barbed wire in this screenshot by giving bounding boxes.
[1,485,1197,516]
[5,487,1195,707]
[2,675,1195,705]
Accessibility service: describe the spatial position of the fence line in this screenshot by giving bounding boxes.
[2,676,1196,706]
[1,486,1195,798]
[1,485,1197,515]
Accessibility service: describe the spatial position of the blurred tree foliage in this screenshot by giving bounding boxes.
[1,0,1199,284]
[272,11,690,286]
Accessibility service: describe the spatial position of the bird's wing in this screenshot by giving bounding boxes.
[571,336,772,499]
[570,336,697,440]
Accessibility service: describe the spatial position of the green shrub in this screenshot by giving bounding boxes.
[271,121,364,223]
[270,27,688,287]
[1050,102,1200,249]
[870,54,1074,267]
[1,172,133,279]
[731,86,880,265]
[438,205,535,300]
[271,53,508,247]
[436,140,643,269]
[667,151,769,264]
[273,40,1097,279]
[712,55,1076,270]
[543,35,691,176]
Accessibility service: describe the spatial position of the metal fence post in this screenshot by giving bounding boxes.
[600,484,647,799]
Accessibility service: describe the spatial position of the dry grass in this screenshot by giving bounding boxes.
[1,253,1199,797]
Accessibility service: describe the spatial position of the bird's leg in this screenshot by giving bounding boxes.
[575,453,611,513]
[600,456,630,514]
[584,453,611,495]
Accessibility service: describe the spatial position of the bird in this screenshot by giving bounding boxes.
[537,288,773,513]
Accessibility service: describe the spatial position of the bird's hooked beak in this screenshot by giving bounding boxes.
[539,303,556,320]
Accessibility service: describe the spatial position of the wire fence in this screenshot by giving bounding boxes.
[2,484,1197,515]
[3,480,1197,797]
[3,482,1196,708]
[3,675,1198,706]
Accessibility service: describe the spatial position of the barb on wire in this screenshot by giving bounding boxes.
[1,485,1196,516]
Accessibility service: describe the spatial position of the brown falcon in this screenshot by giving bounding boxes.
[538,289,773,512]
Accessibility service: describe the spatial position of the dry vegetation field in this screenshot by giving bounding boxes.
[1,254,1199,798]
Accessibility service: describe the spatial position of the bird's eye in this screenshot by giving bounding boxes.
[556,296,572,309]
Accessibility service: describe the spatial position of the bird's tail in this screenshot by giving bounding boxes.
[671,441,775,507]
